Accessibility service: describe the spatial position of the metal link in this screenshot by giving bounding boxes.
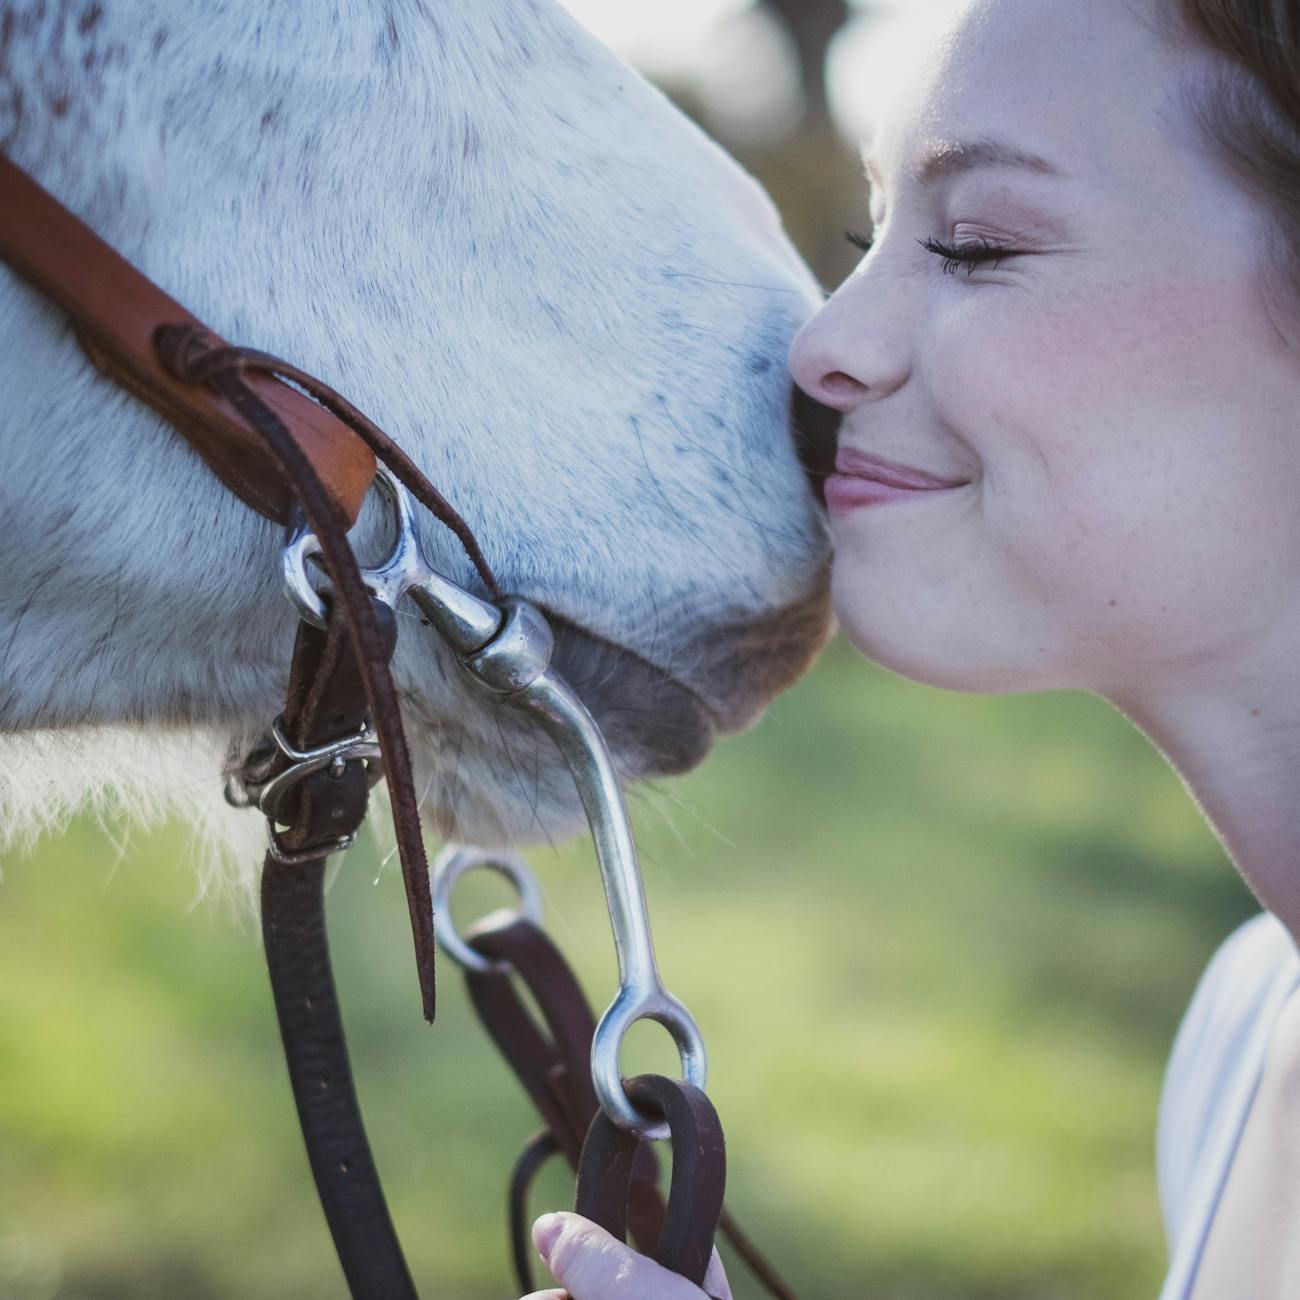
[430,844,545,974]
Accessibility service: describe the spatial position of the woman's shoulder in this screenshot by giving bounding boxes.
[1156,911,1300,1249]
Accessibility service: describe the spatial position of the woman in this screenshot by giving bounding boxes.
[524,0,1300,1294]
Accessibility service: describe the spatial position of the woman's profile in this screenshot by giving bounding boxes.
[522,0,1300,1295]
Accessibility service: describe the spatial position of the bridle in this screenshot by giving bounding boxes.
[0,155,798,1298]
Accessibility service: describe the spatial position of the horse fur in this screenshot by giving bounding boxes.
[0,0,832,877]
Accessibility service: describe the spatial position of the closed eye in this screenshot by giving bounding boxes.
[919,235,1017,275]
[846,230,1021,276]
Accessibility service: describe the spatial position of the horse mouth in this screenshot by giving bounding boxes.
[543,575,833,779]
[545,612,718,778]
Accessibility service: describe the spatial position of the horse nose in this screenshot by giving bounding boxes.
[790,382,841,508]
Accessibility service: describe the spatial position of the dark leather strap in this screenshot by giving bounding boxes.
[257,600,418,1298]
[173,339,444,1021]
[465,919,605,1160]
[509,1130,563,1290]
[263,860,418,1300]
[575,1074,727,1289]
[155,327,501,600]
[465,920,666,1252]
[0,154,375,525]
[465,917,800,1299]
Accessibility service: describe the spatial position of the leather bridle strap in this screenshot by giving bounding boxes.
[0,155,373,526]
[251,599,418,1298]
[153,328,496,1022]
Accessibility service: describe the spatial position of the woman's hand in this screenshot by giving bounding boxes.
[520,1212,732,1299]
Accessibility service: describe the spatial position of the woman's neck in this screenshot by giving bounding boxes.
[1108,623,1300,946]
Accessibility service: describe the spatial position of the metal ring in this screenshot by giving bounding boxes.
[281,466,411,628]
[282,526,330,628]
[430,844,545,974]
[591,987,708,1140]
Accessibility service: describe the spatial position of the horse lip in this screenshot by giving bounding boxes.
[537,572,832,776]
[542,609,718,778]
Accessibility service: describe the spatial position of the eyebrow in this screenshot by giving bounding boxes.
[864,135,1065,187]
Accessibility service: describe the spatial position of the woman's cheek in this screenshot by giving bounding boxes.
[926,289,1197,673]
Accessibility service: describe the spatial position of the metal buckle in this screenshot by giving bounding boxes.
[226,715,383,862]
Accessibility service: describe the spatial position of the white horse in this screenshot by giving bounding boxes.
[0,0,832,879]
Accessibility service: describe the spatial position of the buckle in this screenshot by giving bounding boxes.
[226,716,383,861]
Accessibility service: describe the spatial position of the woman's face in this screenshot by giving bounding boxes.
[790,0,1300,700]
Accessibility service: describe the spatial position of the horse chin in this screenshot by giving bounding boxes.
[411,577,833,849]
[544,573,834,773]
[545,613,719,779]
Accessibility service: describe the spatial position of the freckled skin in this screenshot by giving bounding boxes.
[789,0,1300,703]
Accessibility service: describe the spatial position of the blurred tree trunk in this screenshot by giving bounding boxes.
[744,0,863,287]
[760,0,851,125]
[656,1,868,287]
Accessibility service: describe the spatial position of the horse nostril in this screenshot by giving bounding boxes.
[789,383,841,508]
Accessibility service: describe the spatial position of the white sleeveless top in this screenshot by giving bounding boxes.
[1156,910,1300,1299]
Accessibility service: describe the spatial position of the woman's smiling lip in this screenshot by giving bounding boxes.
[826,448,973,516]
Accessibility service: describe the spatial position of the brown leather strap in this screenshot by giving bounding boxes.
[465,919,666,1251]
[575,1074,727,1290]
[177,340,442,1021]
[257,600,419,1298]
[155,327,502,599]
[465,917,801,1300]
[263,857,419,1299]
[0,154,375,525]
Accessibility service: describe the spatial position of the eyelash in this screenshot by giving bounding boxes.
[844,229,1017,276]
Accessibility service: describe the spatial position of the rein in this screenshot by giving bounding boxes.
[0,155,797,1298]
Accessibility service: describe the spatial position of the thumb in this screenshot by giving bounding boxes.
[532,1212,718,1299]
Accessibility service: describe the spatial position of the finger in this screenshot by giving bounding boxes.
[533,1212,714,1299]
[517,1292,565,1300]
[701,1246,733,1300]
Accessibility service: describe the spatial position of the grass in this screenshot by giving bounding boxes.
[0,635,1258,1298]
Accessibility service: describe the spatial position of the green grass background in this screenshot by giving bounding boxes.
[0,635,1258,1298]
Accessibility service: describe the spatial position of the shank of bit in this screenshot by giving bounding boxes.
[497,669,708,1139]
[448,603,708,1137]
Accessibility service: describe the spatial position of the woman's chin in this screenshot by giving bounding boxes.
[833,597,1046,696]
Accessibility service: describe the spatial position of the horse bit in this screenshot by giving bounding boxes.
[0,155,797,1298]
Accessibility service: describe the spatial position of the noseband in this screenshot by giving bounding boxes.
[0,156,797,1298]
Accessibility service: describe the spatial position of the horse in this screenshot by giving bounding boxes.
[0,0,832,880]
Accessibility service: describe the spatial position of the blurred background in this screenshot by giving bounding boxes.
[0,3,1261,1298]
[561,0,967,288]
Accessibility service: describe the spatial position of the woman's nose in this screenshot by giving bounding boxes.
[788,275,911,412]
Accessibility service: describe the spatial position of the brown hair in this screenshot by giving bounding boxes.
[1166,0,1300,322]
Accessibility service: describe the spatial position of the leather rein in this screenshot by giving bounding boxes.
[0,154,797,1299]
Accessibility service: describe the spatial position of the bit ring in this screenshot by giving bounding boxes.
[431,844,545,974]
